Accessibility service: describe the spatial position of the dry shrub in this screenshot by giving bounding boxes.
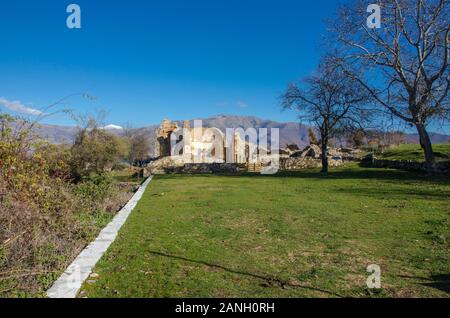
[0,115,135,297]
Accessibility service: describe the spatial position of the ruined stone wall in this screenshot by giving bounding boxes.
[280,157,343,171]
[145,158,246,175]
[361,155,450,174]
[156,120,179,157]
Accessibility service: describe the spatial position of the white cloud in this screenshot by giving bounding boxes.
[215,101,229,107]
[0,97,43,116]
[102,124,123,130]
[237,100,249,108]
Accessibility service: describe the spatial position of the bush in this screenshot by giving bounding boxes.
[73,174,114,207]
[35,144,72,180]
[0,114,132,297]
[0,115,78,294]
[70,128,128,180]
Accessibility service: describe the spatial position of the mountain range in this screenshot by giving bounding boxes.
[34,114,450,155]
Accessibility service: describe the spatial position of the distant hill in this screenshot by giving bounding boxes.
[404,132,450,145]
[33,123,80,144]
[33,114,450,155]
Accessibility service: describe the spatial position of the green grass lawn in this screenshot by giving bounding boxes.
[80,165,450,298]
[111,169,145,183]
[377,144,450,163]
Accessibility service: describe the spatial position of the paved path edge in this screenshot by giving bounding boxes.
[47,176,154,298]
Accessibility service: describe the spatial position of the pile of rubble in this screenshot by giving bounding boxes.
[284,145,361,160]
[144,156,185,175]
[280,144,361,171]
[144,145,361,175]
[289,144,322,159]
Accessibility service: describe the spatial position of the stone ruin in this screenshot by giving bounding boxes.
[279,144,358,171]
[145,119,357,174]
[146,119,250,175]
[156,119,179,158]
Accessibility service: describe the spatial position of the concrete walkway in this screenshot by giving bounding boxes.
[47,176,153,298]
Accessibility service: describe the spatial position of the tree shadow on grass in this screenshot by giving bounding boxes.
[148,251,344,298]
[423,274,450,294]
[333,185,450,200]
[247,167,449,184]
[155,167,449,185]
[399,274,450,295]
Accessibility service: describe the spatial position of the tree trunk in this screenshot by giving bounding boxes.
[320,138,329,173]
[415,123,435,172]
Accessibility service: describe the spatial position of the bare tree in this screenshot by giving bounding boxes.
[384,130,407,147]
[121,124,150,166]
[1,93,94,154]
[282,60,370,173]
[332,0,449,171]
[129,132,151,166]
[308,127,319,145]
[347,128,366,148]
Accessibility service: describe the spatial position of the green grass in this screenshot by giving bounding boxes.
[80,165,450,298]
[378,144,450,163]
[110,170,145,183]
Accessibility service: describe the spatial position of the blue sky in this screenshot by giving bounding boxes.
[1,1,447,133]
[0,0,347,127]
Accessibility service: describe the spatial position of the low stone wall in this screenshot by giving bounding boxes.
[145,156,348,175]
[361,155,450,174]
[280,157,343,171]
[182,163,247,174]
[145,159,247,175]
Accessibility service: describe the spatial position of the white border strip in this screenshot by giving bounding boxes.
[47,176,153,298]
